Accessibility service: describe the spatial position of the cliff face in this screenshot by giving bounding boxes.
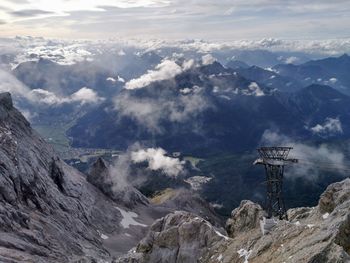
[0,92,224,262]
[0,92,126,262]
[117,178,350,263]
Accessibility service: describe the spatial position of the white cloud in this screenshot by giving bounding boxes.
[107,76,125,83]
[114,87,211,133]
[70,87,104,104]
[310,117,343,137]
[125,59,183,89]
[30,87,104,106]
[131,147,185,177]
[246,82,265,96]
[0,69,33,100]
[285,56,299,64]
[260,130,346,180]
[182,59,195,70]
[201,54,216,66]
[30,89,64,105]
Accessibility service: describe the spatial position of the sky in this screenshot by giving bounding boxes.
[0,0,350,40]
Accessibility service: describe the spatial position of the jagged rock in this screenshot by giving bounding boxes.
[151,188,224,227]
[226,200,264,238]
[118,178,350,263]
[88,157,149,208]
[0,92,124,262]
[318,178,350,214]
[116,211,229,263]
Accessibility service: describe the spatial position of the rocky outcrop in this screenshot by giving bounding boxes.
[0,92,124,262]
[318,178,350,214]
[88,157,149,208]
[226,200,264,238]
[151,188,224,227]
[116,211,230,263]
[118,178,350,263]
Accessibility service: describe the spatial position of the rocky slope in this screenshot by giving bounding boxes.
[116,178,350,263]
[0,92,151,262]
[0,93,223,262]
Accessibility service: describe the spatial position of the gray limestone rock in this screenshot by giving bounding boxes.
[0,92,123,262]
[118,178,350,263]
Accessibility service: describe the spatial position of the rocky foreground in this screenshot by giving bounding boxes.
[117,178,350,263]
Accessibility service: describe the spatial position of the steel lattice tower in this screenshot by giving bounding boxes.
[254,147,298,220]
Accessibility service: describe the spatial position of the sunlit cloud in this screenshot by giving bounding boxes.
[0,0,349,40]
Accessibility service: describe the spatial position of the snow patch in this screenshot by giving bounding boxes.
[322,213,330,220]
[101,233,109,240]
[214,230,229,241]
[115,207,147,228]
[329,77,338,84]
[237,249,252,263]
[106,77,117,82]
[184,176,212,191]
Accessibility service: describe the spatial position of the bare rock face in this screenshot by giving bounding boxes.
[116,211,230,263]
[0,93,124,262]
[88,157,149,208]
[318,178,350,214]
[118,178,350,263]
[225,200,264,238]
[151,188,224,227]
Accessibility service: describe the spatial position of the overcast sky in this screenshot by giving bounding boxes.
[0,0,349,40]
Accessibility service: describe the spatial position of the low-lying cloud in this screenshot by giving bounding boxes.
[0,69,32,99]
[0,68,104,106]
[114,86,211,134]
[261,130,347,181]
[131,147,185,177]
[201,54,216,66]
[310,117,343,137]
[30,87,104,106]
[125,59,183,90]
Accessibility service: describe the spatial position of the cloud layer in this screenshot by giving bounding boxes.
[0,1,349,41]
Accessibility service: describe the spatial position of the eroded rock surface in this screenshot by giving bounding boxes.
[116,211,230,263]
[0,92,123,262]
[118,178,350,263]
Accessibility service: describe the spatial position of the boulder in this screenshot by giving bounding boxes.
[226,200,264,238]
